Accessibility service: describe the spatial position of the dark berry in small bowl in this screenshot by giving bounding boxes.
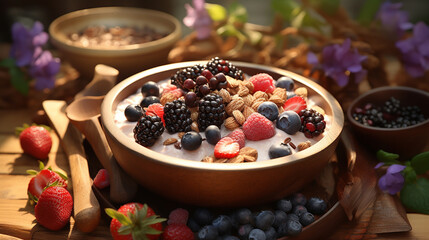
[347,86,429,160]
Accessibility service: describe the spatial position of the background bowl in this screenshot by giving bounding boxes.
[347,86,429,160]
[101,61,344,207]
[49,7,181,80]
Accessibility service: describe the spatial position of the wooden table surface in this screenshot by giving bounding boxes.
[1,107,429,240]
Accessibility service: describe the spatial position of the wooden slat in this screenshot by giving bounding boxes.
[0,132,62,154]
[0,152,69,176]
[0,175,32,200]
[0,110,34,134]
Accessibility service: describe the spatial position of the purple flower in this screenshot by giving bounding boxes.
[376,1,413,38]
[378,164,406,195]
[307,39,367,87]
[10,21,48,67]
[29,50,61,90]
[396,22,429,78]
[183,0,213,39]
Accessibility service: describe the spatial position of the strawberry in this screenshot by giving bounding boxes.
[282,96,307,114]
[214,137,240,159]
[106,203,166,240]
[162,224,195,240]
[227,129,245,149]
[27,161,68,203]
[167,208,189,225]
[34,186,73,231]
[16,124,52,159]
[93,169,110,189]
[242,113,276,141]
[249,73,275,93]
[146,103,165,125]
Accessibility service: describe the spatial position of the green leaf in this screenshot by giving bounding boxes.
[400,178,429,214]
[105,208,132,226]
[243,29,263,46]
[9,66,29,95]
[118,225,133,235]
[26,170,38,175]
[38,161,45,170]
[403,164,417,184]
[54,170,68,181]
[357,0,383,25]
[307,0,340,15]
[376,150,400,165]
[0,57,16,68]
[271,0,299,21]
[206,3,227,22]
[411,151,429,175]
[217,24,240,37]
[228,2,248,24]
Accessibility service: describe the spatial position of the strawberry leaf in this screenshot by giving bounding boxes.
[105,208,133,226]
[26,170,38,175]
[118,225,133,235]
[38,161,45,170]
[411,151,429,175]
[54,170,68,181]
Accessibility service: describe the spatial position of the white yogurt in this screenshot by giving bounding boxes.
[114,81,329,162]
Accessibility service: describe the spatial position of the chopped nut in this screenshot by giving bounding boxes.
[289,141,296,149]
[227,87,239,95]
[251,99,264,111]
[163,138,178,145]
[224,117,240,130]
[202,155,215,163]
[242,154,257,162]
[283,137,291,144]
[174,141,181,149]
[227,155,244,163]
[225,99,245,115]
[237,85,250,97]
[243,106,255,119]
[297,141,312,151]
[218,88,231,103]
[239,147,258,159]
[269,95,284,106]
[160,92,178,105]
[243,80,254,93]
[273,88,287,101]
[253,91,269,101]
[242,94,255,107]
[232,110,246,125]
[191,121,199,132]
[214,158,228,163]
[295,87,308,99]
[191,111,199,121]
[178,132,185,139]
[226,76,240,88]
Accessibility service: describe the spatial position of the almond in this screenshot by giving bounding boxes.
[218,88,231,103]
[226,76,240,88]
[297,141,312,151]
[273,88,287,101]
[243,80,254,93]
[232,110,246,125]
[163,138,178,145]
[251,99,264,111]
[178,132,185,139]
[191,111,199,121]
[269,95,284,106]
[243,106,255,119]
[214,158,229,163]
[253,91,269,101]
[202,156,215,163]
[226,98,245,115]
[227,155,244,163]
[239,147,258,159]
[224,117,240,130]
[160,92,178,105]
[227,87,239,95]
[242,94,255,107]
[242,154,257,162]
[295,87,308,99]
[237,85,250,97]
[191,121,199,132]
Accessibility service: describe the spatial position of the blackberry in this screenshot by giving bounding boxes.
[206,57,244,80]
[163,99,192,133]
[133,115,164,147]
[299,109,326,138]
[198,93,226,131]
[170,64,205,90]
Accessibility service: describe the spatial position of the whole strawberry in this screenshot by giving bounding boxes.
[34,186,73,231]
[27,161,68,203]
[162,224,195,240]
[106,203,166,240]
[16,124,52,159]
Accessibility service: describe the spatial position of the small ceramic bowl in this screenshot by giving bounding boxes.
[101,61,344,207]
[49,7,181,79]
[347,86,429,160]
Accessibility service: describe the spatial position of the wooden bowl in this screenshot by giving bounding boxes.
[347,86,429,160]
[49,7,181,79]
[100,61,344,207]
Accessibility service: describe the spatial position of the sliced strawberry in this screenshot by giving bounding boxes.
[214,137,240,159]
[93,169,110,189]
[227,129,245,149]
[146,103,165,125]
[283,96,307,114]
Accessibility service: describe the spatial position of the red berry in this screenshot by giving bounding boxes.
[162,224,195,240]
[34,186,73,231]
[242,113,276,141]
[18,125,52,159]
[227,129,245,149]
[167,208,189,225]
[249,73,275,93]
[93,169,110,189]
[283,96,307,114]
[305,122,316,132]
[146,103,165,125]
[214,137,240,159]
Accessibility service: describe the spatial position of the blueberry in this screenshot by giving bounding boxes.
[181,131,203,150]
[188,217,201,232]
[306,197,327,215]
[205,125,221,145]
[285,220,302,236]
[299,212,315,226]
[140,96,160,108]
[273,210,288,228]
[292,205,307,217]
[193,208,214,226]
[233,208,253,225]
[276,76,294,91]
[264,227,277,240]
[124,104,143,122]
[222,236,239,240]
[268,144,292,159]
[276,199,292,213]
[286,91,296,99]
[291,193,307,206]
[212,215,232,235]
[287,213,299,222]
[197,225,219,240]
[255,210,275,231]
[237,224,253,239]
[276,110,301,134]
[257,102,279,121]
[141,81,159,97]
[248,228,266,240]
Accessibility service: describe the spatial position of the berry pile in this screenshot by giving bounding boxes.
[206,57,244,80]
[174,193,328,240]
[198,93,226,131]
[133,115,165,147]
[164,99,192,133]
[299,109,326,138]
[352,97,426,128]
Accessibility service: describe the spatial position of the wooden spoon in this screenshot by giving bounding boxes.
[66,96,138,203]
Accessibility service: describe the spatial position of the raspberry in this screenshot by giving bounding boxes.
[242,113,276,141]
[145,103,165,125]
[249,73,275,93]
[227,129,245,149]
[161,84,183,98]
[167,208,189,225]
